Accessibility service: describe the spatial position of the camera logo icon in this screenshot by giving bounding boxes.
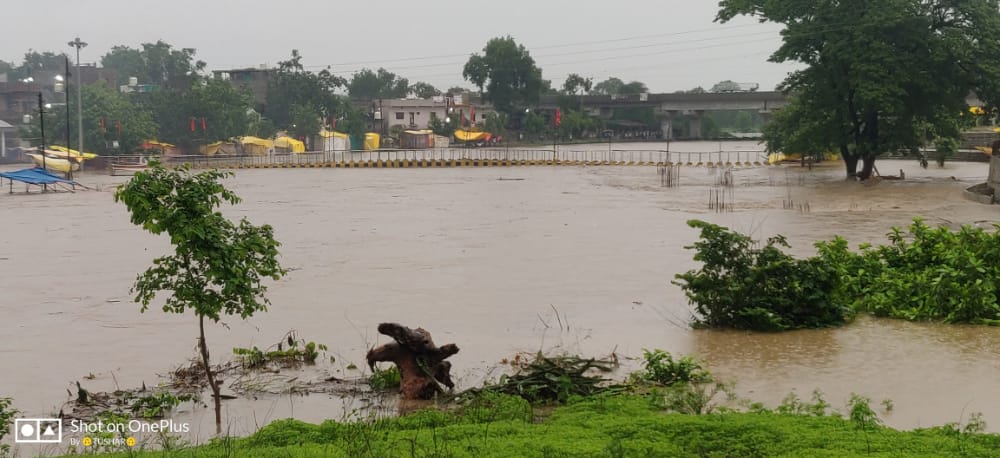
[14,419,62,443]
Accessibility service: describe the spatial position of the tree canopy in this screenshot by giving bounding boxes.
[409,81,441,98]
[101,41,206,90]
[463,36,544,115]
[718,0,1000,179]
[562,74,593,96]
[347,68,409,100]
[591,77,648,96]
[264,50,348,139]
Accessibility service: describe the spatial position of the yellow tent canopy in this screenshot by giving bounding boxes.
[240,136,274,147]
[364,132,380,150]
[239,136,274,156]
[49,145,98,160]
[199,141,238,156]
[454,129,490,142]
[318,129,349,139]
[275,136,306,153]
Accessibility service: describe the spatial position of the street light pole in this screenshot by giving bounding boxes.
[64,57,72,180]
[38,93,46,171]
[69,37,87,161]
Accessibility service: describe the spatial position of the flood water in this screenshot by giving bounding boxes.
[2,141,1000,446]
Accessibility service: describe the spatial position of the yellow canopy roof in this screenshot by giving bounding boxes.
[49,145,98,160]
[318,129,349,139]
[240,136,275,148]
[454,130,489,142]
[274,136,306,153]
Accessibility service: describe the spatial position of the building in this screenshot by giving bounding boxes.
[366,94,494,132]
[0,64,117,147]
[212,67,272,105]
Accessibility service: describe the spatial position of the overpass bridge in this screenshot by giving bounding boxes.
[538,92,985,140]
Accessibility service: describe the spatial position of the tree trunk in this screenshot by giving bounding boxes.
[198,315,222,435]
[842,151,859,179]
[858,156,876,180]
[366,323,459,400]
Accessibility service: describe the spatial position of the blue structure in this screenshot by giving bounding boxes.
[0,167,79,193]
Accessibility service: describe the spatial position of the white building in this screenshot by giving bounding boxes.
[378,95,495,131]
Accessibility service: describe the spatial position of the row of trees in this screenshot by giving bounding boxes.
[5,37,698,153]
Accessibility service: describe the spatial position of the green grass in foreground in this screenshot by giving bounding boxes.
[82,394,1000,457]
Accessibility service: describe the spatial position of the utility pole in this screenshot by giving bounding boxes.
[65,56,72,180]
[38,93,46,171]
[69,37,87,161]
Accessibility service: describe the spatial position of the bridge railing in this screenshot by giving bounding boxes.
[160,148,771,168]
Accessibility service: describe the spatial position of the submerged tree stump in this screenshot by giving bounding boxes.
[366,323,459,399]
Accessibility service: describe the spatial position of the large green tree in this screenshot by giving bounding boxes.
[8,51,70,80]
[347,68,409,100]
[463,36,544,116]
[264,50,348,137]
[591,77,648,96]
[718,0,1000,179]
[562,74,593,96]
[142,79,254,149]
[101,41,206,90]
[24,82,156,154]
[409,81,441,98]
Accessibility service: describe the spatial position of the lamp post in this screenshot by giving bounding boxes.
[68,37,87,161]
[59,58,72,179]
[37,93,47,171]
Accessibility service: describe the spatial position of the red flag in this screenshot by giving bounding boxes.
[100,117,106,133]
[331,118,337,130]
[117,120,122,136]
[190,118,196,132]
[201,117,207,131]
[555,109,562,127]
[470,105,475,123]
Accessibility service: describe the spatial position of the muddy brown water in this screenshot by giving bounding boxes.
[2,142,1000,446]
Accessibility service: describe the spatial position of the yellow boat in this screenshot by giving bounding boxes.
[27,153,81,173]
[48,145,98,160]
[767,151,841,164]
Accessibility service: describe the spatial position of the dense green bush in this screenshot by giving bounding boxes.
[816,219,1000,324]
[677,218,1000,330]
[673,220,851,331]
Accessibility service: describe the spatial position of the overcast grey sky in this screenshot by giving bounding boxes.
[4,0,798,92]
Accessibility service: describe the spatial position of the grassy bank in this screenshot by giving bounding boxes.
[81,394,1000,457]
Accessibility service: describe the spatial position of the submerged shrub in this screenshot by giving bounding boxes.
[819,219,1000,324]
[674,220,850,331]
[634,349,712,386]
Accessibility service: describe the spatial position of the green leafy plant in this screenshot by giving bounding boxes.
[818,219,1000,324]
[233,332,329,369]
[115,163,286,435]
[0,397,17,458]
[775,390,832,417]
[847,394,882,454]
[632,349,712,386]
[129,392,196,419]
[674,220,850,331]
[370,366,401,391]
